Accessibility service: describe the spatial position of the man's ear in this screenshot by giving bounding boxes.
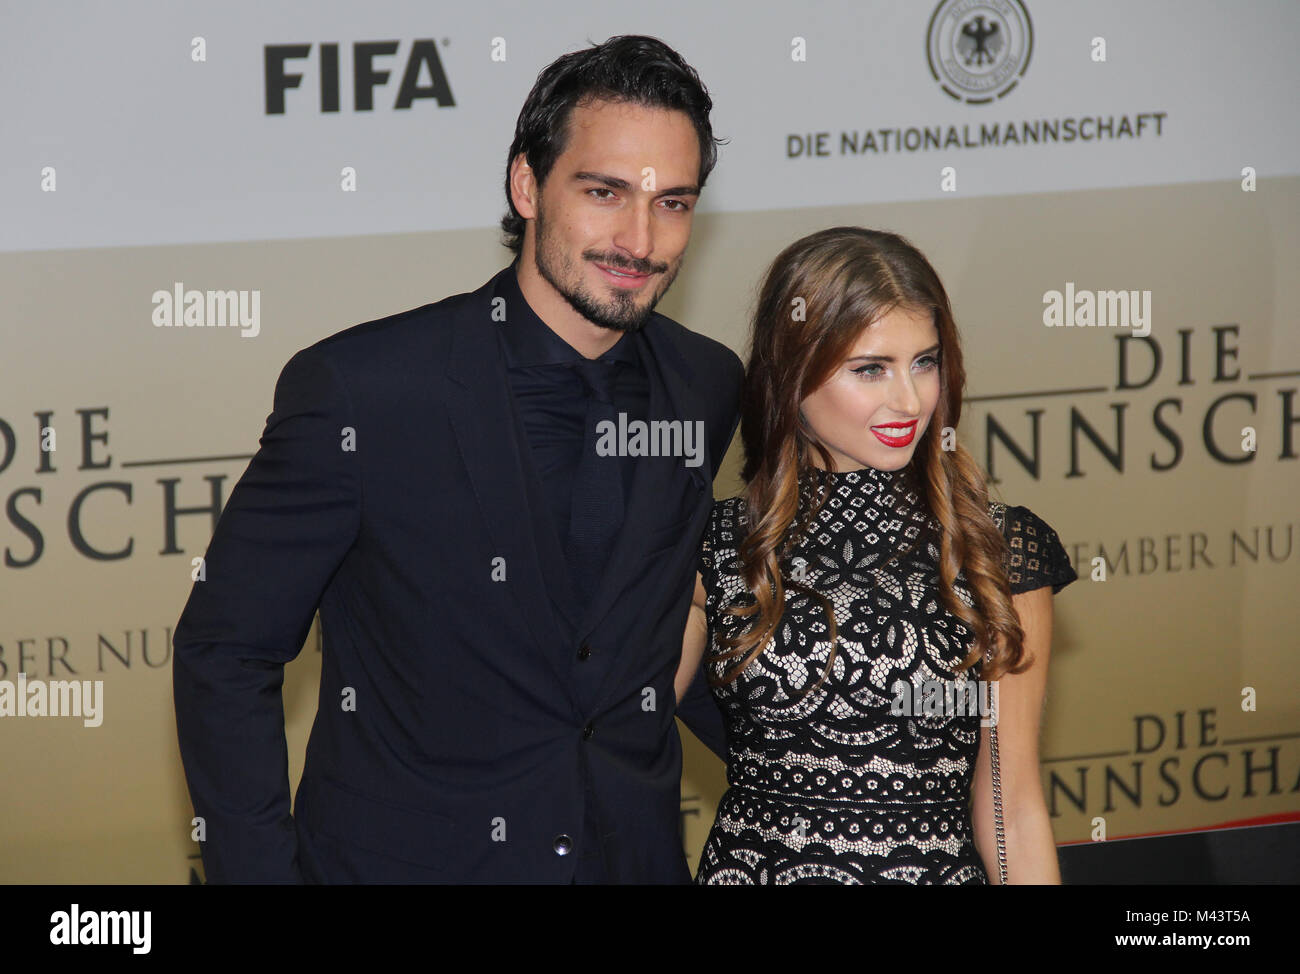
[509,154,538,220]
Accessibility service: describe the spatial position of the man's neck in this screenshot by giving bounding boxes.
[513,257,623,361]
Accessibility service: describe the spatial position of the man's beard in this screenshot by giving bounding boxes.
[532,204,680,333]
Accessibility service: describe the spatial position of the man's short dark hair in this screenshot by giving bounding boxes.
[500,35,723,257]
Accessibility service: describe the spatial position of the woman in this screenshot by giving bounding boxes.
[676,227,1077,884]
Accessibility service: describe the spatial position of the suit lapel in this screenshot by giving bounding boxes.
[442,277,578,682]
[575,319,709,639]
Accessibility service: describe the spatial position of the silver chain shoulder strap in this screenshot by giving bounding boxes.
[987,501,1009,885]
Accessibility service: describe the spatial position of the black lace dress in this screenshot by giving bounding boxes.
[694,464,1077,884]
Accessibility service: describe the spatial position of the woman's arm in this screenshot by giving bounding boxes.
[675,572,709,704]
[971,585,1063,884]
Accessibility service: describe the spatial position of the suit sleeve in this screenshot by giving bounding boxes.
[172,345,362,883]
[677,661,727,761]
[674,348,743,763]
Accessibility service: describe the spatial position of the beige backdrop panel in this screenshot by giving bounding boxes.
[1,176,1295,882]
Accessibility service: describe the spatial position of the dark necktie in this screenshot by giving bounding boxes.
[565,357,624,605]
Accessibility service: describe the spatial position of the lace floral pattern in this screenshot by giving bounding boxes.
[694,465,1076,884]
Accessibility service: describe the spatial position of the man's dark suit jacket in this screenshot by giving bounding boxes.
[172,265,744,883]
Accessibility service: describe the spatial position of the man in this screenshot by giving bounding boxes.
[172,34,744,883]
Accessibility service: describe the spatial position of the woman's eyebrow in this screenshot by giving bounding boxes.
[846,343,941,363]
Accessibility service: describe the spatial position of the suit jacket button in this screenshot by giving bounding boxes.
[582,722,594,740]
[553,834,573,856]
[577,642,592,661]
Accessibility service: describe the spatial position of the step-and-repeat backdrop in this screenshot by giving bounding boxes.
[3,0,1297,882]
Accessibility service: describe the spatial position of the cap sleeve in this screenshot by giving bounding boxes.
[990,502,1077,595]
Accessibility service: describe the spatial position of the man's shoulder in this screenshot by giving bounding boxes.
[318,282,488,356]
[647,311,744,381]
[291,275,499,378]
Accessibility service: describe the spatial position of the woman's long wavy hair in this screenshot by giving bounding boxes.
[708,226,1028,691]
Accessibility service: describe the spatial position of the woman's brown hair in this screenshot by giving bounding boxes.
[709,226,1028,690]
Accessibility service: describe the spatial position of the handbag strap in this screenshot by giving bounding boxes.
[987,502,1009,885]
